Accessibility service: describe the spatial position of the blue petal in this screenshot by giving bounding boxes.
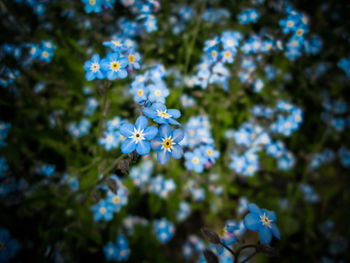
[118,69,128,79]
[135,116,148,131]
[259,227,272,245]
[168,118,182,126]
[172,129,184,143]
[158,124,172,138]
[157,150,170,165]
[171,145,183,159]
[143,108,157,119]
[267,210,277,222]
[107,71,117,80]
[92,54,100,62]
[143,126,158,140]
[247,203,261,214]
[152,102,166,112]
[136,140,151,155]
[120,123,134,137]
[243,213,260,231]
[121,139,136,154]
[151,137,162,151]
[271,223,281,240]
[154,117,168,124]
[168,109,181,118]
[85,71,95,81]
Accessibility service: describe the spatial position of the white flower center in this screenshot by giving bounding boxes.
[129,128,145,143]
[260,213,272,228]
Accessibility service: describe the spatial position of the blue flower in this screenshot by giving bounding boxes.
[90,200,114,221]
[84,54,105,81]
[101,53,128,80]
[82,0,102,13]
[151,124,184,165]
[243,203,280,245]
[0,228,20,263]
[143,103,181,126]
[120,116,158,155]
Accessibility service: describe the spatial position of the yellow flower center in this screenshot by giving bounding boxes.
[137,89,143,96]
[163,138,172,149]
[296,29,303,36]
[108,248,114,255]
[207,150,213,156]
[260,213,272,228]
[112,41,122,47]
[224,51,231,58]
[42,51,49,58]
[113,196,120,204]
[157,110,171,119]
[111,61,120,71]
[89,0,96,5]
[211,50,218,58]
[128,55,135,63]
[192,157,199,164]
[155,90,162,96]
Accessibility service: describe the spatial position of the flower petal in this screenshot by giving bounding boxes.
[172,129,184,143]
[168,109,181,119]
[120,123,134,137]
[157,150,170,165]
[267,210,277,222]
[151,137,162,151]
[136,140,151,155]
[259,227,272,245]
[143,126,158,140]
[152,102,166,112]
[142,108,157,119]
[171,145,183,159]
[168,118,182,126]
[271,223,281,240]
[135,116,148,131]
[247,203,260,214]
[121,139,136,154]
[243,213,260,231]
[158,124,172,138]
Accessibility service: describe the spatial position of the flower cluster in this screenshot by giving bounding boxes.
[153,218,175,243]
[321,92,349,132]
[122,216,148,235]
[130,64,169,103]
[237,8,259,24]
[120,103,185,165]
[150,174,176,199]
[188,31,242,90]
[176,202,191,222]
[68,119,91,138]
[180,116,219,173]
[90,176,128,222]
[103,234,130,261]
[228,101,302,176]
[182,235,205,260]
[99,116,126,151]
[84,38,141,81]
[35,163,55,177]
[279,6,322,60]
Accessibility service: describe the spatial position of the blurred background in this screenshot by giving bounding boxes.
[0,0,350,262]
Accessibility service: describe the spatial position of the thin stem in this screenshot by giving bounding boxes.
[240,251,257,263]
[219,241,236,257]
[234,245,258,263]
